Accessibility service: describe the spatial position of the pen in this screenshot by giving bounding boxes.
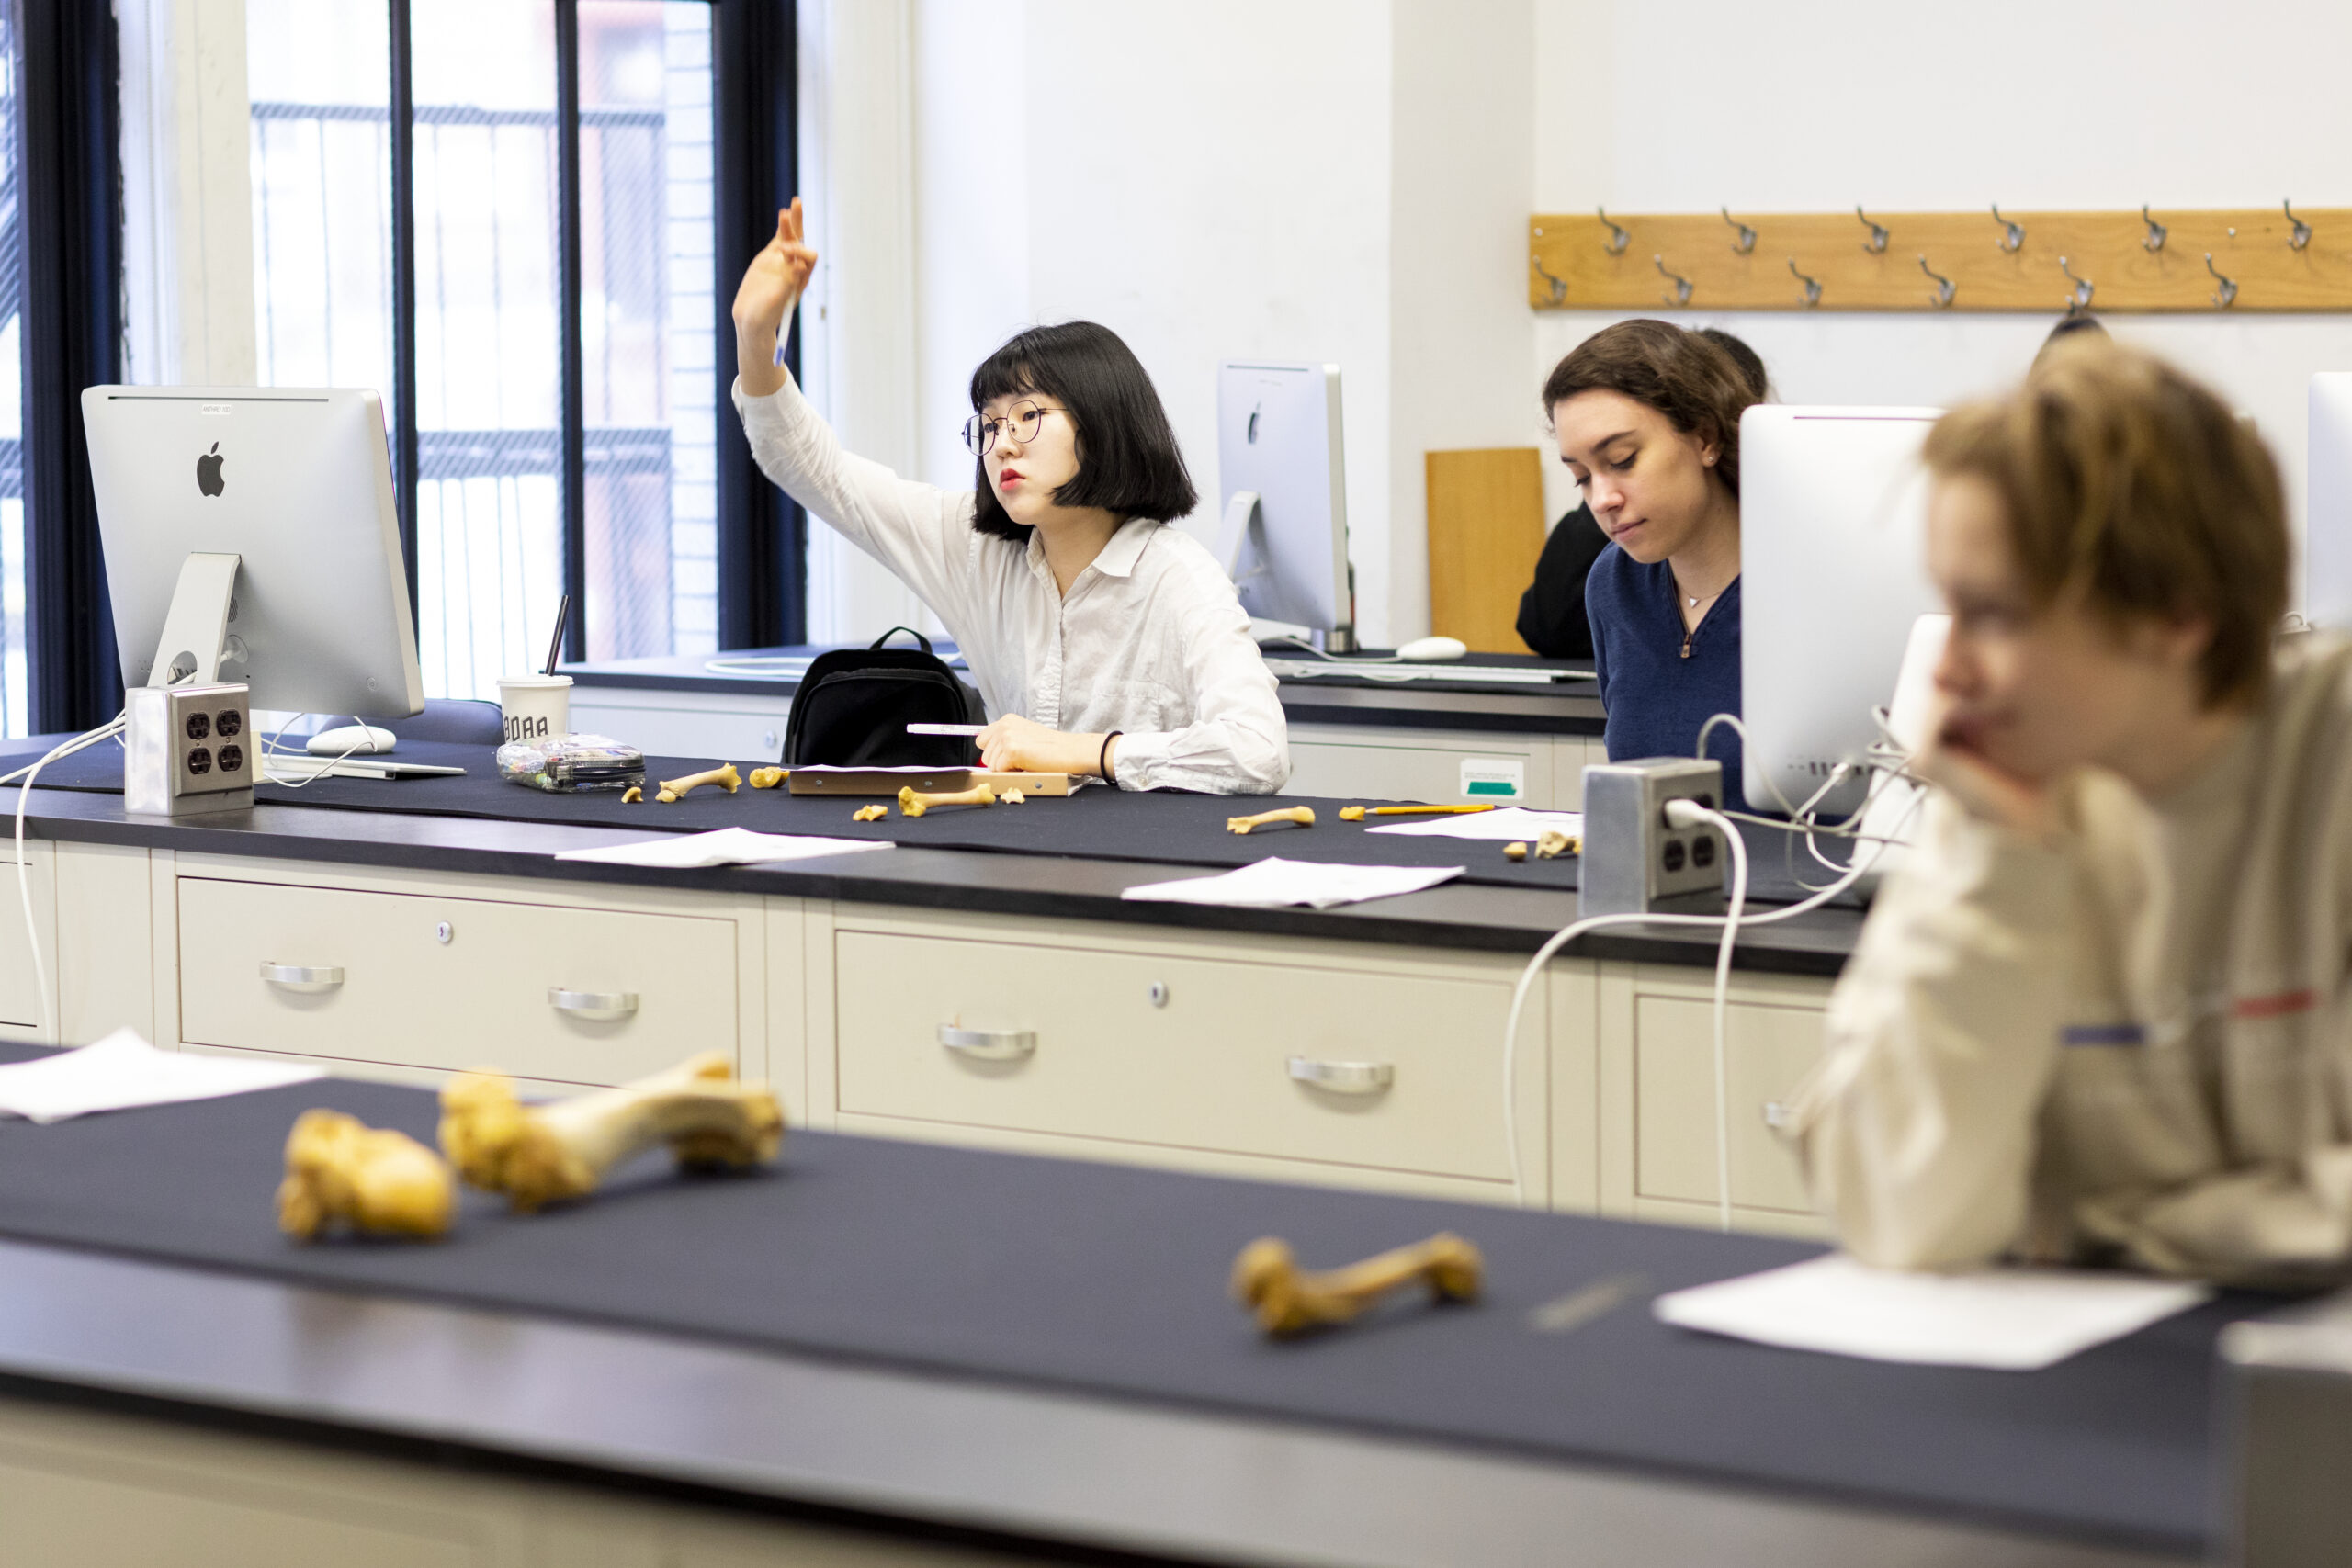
[907,723,986,737]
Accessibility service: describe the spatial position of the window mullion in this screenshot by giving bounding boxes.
[554,0,585,662]
[389,0,421,623]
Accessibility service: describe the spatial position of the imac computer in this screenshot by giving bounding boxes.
[2309,374,2352,629]
[82,387,424,719]
[1741,404,1943,818]
[1215,361,1352,649]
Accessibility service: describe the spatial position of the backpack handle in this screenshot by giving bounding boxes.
[868,626,935,656]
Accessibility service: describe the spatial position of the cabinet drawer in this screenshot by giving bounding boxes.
[835,931,1513,1179]
[1286,738,1554,807]
[1634,996,1825,1213]
[178,877,737,1084]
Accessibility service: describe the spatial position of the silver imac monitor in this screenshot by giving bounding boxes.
[82,387,424,718]
[1741,404,1943,817]
[2308,373,2352,628]
[1215,361,1351,645]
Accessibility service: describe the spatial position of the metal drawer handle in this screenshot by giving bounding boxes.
[939,1024,1035,1060]
[1288,1056,1394,1095]
[260,963,344,994]
[548,987,639,1021]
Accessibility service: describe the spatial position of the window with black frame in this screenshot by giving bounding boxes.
[243,0,773,702]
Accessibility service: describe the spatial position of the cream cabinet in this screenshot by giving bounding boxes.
[818,904,1560,1207]
[1284,725,1599,809]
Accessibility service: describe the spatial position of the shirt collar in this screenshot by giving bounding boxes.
[1024,516,1150,583]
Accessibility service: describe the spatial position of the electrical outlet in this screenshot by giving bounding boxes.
[1578,756,1726,917]
[125,682,254,816]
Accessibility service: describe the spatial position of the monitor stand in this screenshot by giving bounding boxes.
[146,551,245,688]
[1218,492,1353,653]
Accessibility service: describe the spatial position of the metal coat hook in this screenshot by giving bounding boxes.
[1654,254,1693,306]
[1991,204,2025,253]
[2285,199,2312,251]
[1531,254,1567,305]
[1722,207,1757,254]
[2141,205,2167,253]
[1857,206,1889,254]
[1597,207,1632,255]
[2205,252,2238,308]
[2059,255,2094,313]
[1788,258,1822,308]
[1918,254,1956,309]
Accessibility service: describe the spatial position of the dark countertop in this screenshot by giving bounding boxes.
[9,784,1860,977]
[562,644,1611,739]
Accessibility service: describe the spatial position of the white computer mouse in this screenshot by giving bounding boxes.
[1395,635,1468,662]
[308,724,398,756]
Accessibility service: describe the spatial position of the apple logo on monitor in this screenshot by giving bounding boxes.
[196,442,225,498]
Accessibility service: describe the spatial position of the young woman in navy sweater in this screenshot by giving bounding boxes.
[1542,321,1763,809]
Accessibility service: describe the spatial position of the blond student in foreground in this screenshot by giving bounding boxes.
[1791,342,2352,1285]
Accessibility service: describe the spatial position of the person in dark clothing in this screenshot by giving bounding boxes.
[1543,320,1762,809]
[1517,328,1768,660]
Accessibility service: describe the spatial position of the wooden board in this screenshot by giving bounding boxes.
[1529,204,2352,313]
[1425,448,1545,655]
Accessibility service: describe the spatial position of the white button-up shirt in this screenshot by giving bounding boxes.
[734,375,1290,795]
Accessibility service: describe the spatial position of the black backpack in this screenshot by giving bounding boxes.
[780,627,985,767]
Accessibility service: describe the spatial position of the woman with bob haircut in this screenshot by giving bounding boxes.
[728,200,1287,793]
[1543,320,1764,809]
[1790,339,2352,1285]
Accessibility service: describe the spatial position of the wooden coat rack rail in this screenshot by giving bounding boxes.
[1528,203,2352,313]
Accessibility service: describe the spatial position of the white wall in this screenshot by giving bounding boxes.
[1532,0,2352,604]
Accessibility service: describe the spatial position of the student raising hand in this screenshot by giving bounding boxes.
[732,198,817,399]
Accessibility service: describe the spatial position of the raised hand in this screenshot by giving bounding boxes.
[733,197,817,396]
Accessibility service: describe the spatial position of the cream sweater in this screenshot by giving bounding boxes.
[1792,635,2352,1283]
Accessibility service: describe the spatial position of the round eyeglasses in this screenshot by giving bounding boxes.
[962,400,1059,457]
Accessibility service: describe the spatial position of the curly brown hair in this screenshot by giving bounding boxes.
[1541,320,1762,498]
[1923,339,2287,708]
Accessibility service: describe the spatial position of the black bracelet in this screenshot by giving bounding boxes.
[1099,730,1124,784]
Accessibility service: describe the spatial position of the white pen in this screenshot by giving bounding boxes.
[906,723,986,737]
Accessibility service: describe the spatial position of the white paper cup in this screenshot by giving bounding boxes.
[497,675,571,745]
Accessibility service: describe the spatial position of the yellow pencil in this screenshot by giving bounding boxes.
[1338,804,1500,821]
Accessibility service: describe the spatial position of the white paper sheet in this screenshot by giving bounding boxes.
[1364,807,1584,842]
[1120,857,1463,909]
[1651,1254,2212,1370]
[554,828,895,869]
[0,1030,323,1124]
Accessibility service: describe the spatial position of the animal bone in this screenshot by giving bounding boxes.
[1230,1232,1484,1337]
[749,766,787,790]
[439,1051,784,1213]
[622,785,642,804]
[898,783,996,818]
[1001,788,1026,804]
[277,1109,456,1242]
[852,804,888,822]
[1505,840,1529,861]
[1340,806,1367,820]
[1227,805,1315,835]
[657,762,741,803]
[1535,829,1577,859]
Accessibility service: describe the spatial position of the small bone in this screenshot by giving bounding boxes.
[277,1109,456,1242]
[1535,829,1577,859]
[657,762,741,803]
[440,1051,784,1213]
[1340,806,1367,820]
[898,783,996,818]
[621,785,642,804]
[1230,1232,1484,1337]
[1001,787,1026,804]
[749,766,787,790]
[852,804,888,822]
[1227,805,1315,835]
[1505,841,1529,861]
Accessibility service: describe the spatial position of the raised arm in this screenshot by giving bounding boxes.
[732,200,813,400]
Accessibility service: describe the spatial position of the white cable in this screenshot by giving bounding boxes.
[9,715,127,1045]
[1500,771,1925,1211]
[259,716,372,788]
[1668,799,1748,1232]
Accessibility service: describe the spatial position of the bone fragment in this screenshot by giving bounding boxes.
[1535,829,1577,859]
[749,766,787,790]
[1505,841,1528,861]
[1227,805,1315,835]
[1339,806,1367,820]
[897,783,996,818]
[277,1110,456,1242]
[439,1051,784,1213]
[622,785,642,804]
[1001,788,1026,805]
[1231,1232,1484,1337]
[852,804,888,822]
[657,762,741,803]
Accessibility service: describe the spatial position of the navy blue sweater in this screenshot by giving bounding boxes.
[1584,543,1750,813]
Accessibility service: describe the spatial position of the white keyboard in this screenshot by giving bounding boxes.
[1263,659,1590,686]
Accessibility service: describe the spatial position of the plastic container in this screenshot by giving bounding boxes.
[495,734,645,793]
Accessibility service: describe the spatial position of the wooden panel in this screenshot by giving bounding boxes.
[1530,204,2352,313]
[1425,447,1544,653]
